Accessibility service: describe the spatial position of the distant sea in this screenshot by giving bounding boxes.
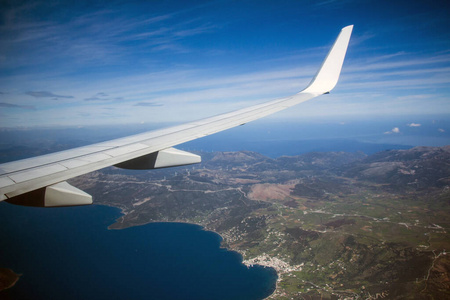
[179,116,450,157]
[0,203,277,300]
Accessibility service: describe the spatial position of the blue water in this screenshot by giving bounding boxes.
[0,203,277,300]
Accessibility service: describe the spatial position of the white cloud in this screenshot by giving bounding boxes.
[407,123,421,127]
[438,128,445,132]
[384,127,400,134]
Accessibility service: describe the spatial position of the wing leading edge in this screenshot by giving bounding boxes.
[0,25,353,207]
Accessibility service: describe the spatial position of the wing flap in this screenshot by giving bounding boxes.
[0,176,15,189]
[9,164,68,183]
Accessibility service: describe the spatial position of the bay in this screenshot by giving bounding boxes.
[0,203,277,300]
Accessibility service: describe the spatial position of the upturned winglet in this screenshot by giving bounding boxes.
[302,25,353,95]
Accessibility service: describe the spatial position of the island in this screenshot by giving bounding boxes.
[0,268,20,292]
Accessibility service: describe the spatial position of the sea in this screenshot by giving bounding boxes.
[0,203,277,300]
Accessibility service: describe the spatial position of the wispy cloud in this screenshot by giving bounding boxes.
[407,123,421,127]
[0,4,216,70]
[438,128,445,133]
[313,0,355,9]
[0,102,35,110]
[134,102,163,107]
[84,92,123,101]
[25,91,73,99]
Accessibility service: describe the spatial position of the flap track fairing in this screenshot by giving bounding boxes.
[114,147,201,170]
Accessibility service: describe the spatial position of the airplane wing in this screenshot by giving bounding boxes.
[0,25,353,207]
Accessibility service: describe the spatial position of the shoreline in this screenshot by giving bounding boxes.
[101,204,280,298]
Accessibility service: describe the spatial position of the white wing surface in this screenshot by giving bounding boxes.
[0,25,353,207]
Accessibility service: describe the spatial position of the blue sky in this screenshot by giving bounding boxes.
[0,0,449,133]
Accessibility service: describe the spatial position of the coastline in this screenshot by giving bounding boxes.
[102,204,280,299]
